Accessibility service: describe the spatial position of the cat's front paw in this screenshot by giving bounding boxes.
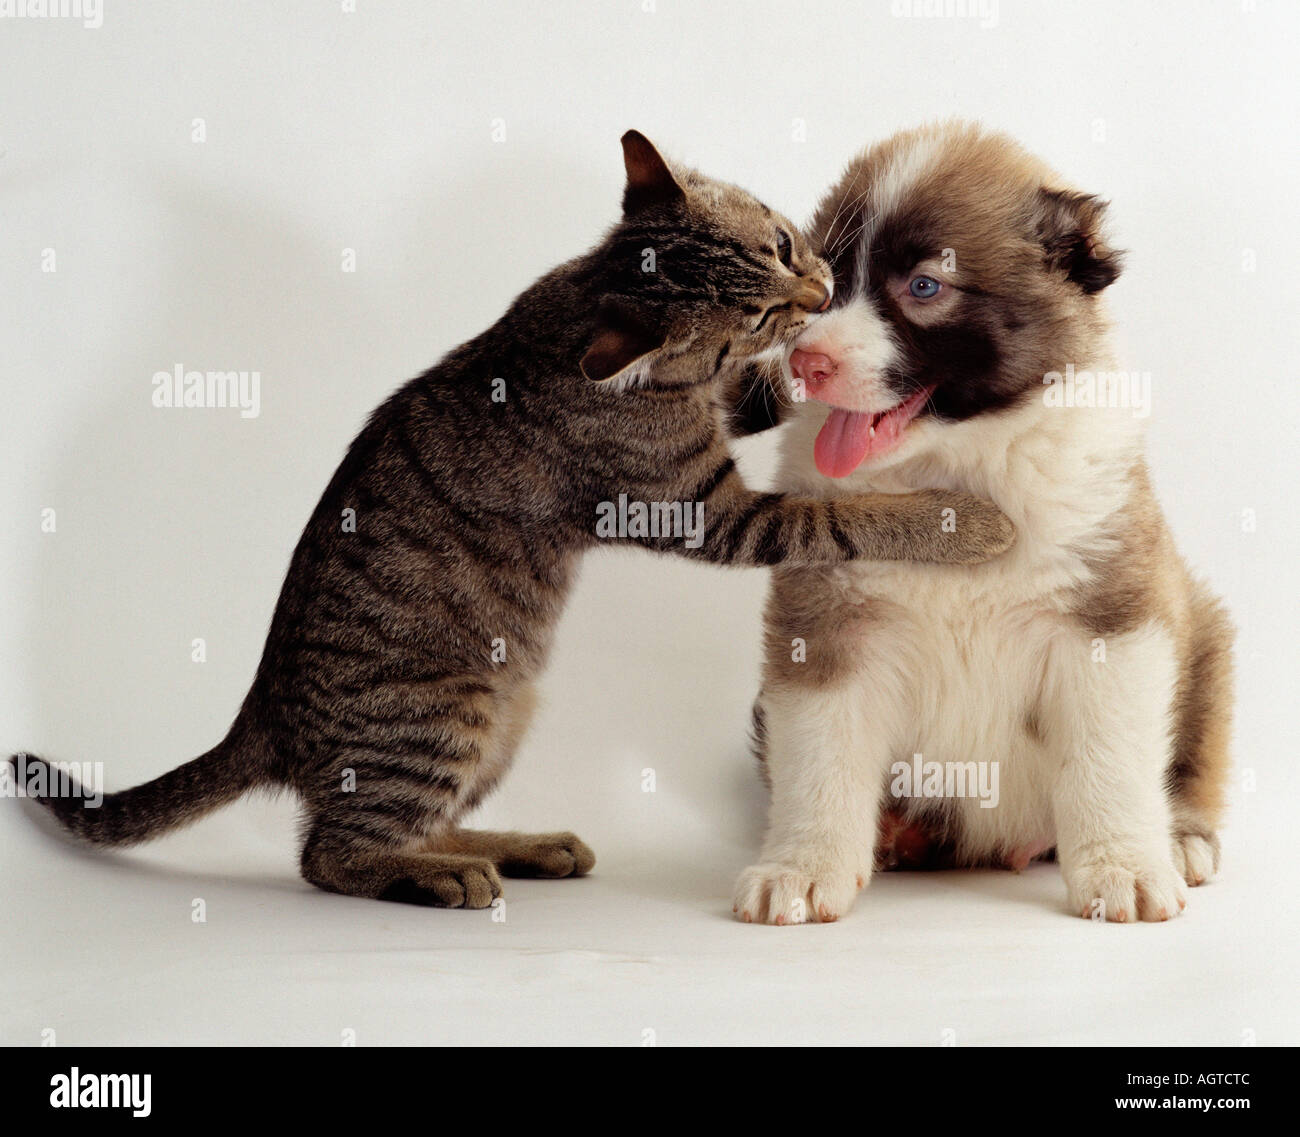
[937,492,1016,563]
[732,862,860,925]
[1064,851,1188,923]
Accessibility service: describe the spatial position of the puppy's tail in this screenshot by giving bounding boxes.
[10,722,270,848]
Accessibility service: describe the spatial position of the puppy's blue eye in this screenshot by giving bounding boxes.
[909,275,942,299]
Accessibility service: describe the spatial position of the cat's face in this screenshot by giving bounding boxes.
[580,132,833,386]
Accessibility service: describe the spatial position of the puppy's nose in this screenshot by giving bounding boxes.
[789,349,836,389]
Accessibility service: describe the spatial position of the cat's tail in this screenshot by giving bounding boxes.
[9,722,270,848]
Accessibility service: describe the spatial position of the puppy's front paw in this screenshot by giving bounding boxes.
[1065,852,1188,923]
[732,862,859,925]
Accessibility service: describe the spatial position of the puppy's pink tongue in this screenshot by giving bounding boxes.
[814,408,876,479]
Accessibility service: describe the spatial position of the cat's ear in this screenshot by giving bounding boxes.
[1031,187,1124,294]
[580,301,666,383]
[620,130,685,216]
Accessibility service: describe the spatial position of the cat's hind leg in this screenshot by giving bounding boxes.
[425,682,597,879]
[298,744,501,908]
[301,823,503,907]
[423,829,595,878]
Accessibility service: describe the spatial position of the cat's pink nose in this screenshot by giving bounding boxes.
[789,350,836,390]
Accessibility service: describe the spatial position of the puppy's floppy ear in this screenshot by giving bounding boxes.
[580,300,666,382]
[620,130,685,217]
[1032,187,1124,294]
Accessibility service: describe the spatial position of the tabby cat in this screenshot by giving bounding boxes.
[12,132,1013,908]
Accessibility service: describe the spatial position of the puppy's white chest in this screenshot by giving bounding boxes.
[839,568,1067,857]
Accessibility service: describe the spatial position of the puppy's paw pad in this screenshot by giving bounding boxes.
[732,862,857,926]
[1171,833,1218,887]
[1068,856,1187,923]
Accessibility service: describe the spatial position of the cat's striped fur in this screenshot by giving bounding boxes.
[13,133,1013,908]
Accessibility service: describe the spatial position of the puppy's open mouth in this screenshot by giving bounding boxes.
[813,385,934,478]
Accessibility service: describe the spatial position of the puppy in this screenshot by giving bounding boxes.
[734,121,1232,925]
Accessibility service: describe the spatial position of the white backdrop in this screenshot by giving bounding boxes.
[3,1,1298,1046]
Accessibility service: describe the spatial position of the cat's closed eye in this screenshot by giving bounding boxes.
[775,229,793,268]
